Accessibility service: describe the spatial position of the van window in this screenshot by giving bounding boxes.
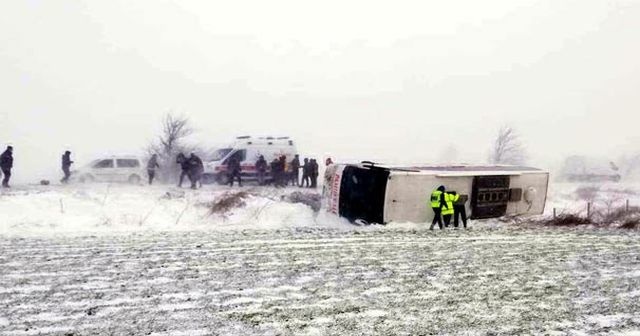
[224,150,246,164]
[211,148,232,161]
[117,159,140,168]
[94,159,114,168]
[235,150,246,161]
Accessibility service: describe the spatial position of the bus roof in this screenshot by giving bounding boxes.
[350,163,546,176]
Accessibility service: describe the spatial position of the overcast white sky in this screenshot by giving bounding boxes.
[1,0,639,182]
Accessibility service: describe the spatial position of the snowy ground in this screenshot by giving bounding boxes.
[0,184,334,236]
[1,182,640,335]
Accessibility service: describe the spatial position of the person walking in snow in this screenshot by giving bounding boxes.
[176,153,190,188]
[429,186,447,230]
[0,146,14,188]
[255,155,267,186]
[279,156,287,187]
[301,158,310,188]
[147,154,160,185]
[441,191,458,228]
[227,154,242,187]
[290,154,300,186]
[60,150,74,184]
[309,159,319,188]
[451,191,469,229]
[188,153,204,189]
[270,158,280,187]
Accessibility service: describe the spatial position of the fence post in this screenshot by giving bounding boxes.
[587,202,591,219]
[553,208,556,219]
[626,199,630,213]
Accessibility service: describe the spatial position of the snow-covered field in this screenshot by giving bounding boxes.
[1,183,640,335]
[0,184,333,236]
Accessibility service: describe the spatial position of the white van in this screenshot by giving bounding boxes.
[323,162,549,224]
[73,156,145,184]
[203,136,298,184]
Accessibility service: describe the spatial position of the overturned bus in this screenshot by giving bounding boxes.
[323,162,549,224]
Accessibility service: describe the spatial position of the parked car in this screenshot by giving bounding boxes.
[203,136,298,184]
[73,156,145,184]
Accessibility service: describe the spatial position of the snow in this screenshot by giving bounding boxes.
[545,182,640,217]
[3,181,637,237]
[0,184,332,236]
[1,181,640,334]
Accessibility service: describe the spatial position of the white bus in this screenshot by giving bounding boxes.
[323,162,549,224]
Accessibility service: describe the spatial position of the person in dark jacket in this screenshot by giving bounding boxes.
[188,153,204,189]
[309,159,319,188]
[270,158,280,187]
[279,156,287,187]
[176,153,190,188]
[290,155,300,186]
[451,191,469,229]
[0,146,13,188]
[227,154,242,187]
[147,154,160,185]
[301,158,310,188]
[256,155,267,186]
[60,151,74,184]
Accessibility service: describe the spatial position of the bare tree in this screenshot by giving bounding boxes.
[489,126,527,165]
[148,113,197,183]
[152,114,193,157]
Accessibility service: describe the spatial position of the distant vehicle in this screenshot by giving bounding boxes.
[560,156,621,182]
[203,136,298,184]
[73,156,144,184]
[323,162,549,225]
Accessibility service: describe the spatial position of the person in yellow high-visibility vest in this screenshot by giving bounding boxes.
[442,191,459,227]
[429,186,447,230]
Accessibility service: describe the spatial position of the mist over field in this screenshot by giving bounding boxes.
[1,0,640,183]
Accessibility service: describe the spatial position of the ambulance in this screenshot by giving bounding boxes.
[323,162,549,224]
[203,136,298,184]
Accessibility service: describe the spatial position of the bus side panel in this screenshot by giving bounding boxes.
[505,172,549,216]
[383,174,474,223]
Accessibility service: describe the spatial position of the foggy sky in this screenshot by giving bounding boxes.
[1,0,639,182]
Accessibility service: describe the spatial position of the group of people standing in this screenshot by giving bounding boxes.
[225,154,323,188]
[146,152,205,188]
[147,152,324,190]
[174,153,204,189]
[429,185,469,230]
[0,146,325,191]
[253,154,320,188]
[145,152,204,189]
